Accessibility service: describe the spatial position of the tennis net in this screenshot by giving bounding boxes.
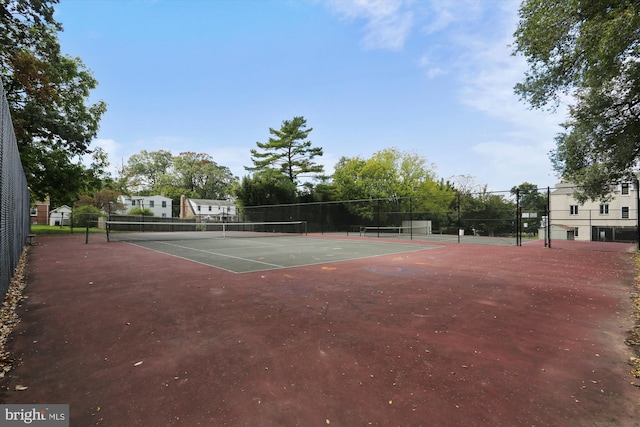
[106,220,307,242]
[359,225,430,238]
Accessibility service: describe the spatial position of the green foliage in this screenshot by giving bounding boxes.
[455,187,515,237]
[1,0,107,202]
[510,182,546,230]
[121,150,237,204]
[247,116,324,184]
[513,0,640,201]
[76,189,123,213]
[71,204,101,228]
[173,152,236,199]
[123,150,173,192]
[234,173,298,207]
[128,207,154,217]
[332,148,455,222]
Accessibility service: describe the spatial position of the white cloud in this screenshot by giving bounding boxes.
[416,52,445,78]
[326,0,414,51]
[93,137,120,155]
[472,140,558,189]
[81,138,121,173]
[420,0,483,34]
[207,145,253,179]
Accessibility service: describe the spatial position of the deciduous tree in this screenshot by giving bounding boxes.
[513,0,640,201]
[173,152,236,200]
[1,0,107,202]
[122,150,173,193]
[332,148,455,223]
[234,173,297,207]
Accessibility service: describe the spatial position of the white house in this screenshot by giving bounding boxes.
[49,205,72,226]
[117,195,173,218]
[545,181,638,242]
[179,196,238,222]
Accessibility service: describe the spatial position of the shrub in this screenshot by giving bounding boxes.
[72,205,101,228]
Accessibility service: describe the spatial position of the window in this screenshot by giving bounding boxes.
[622,207,630,219]
[30,207,38,216]
[131,200,136,206]
[149,201,154,208]
[622,183,630,195]
[197,206,201,211]
[208,206,212,211]
[574,227,579,237]
[162,201,166,208]
[570,205,579,215]
[599,204,609,214]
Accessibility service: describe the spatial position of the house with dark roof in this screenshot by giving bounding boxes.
[179,196,237,222]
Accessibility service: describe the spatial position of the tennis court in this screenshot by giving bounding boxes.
[113,235,439,274]
[2,233,638,426]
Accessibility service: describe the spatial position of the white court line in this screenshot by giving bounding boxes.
[125,244,240,274]
[123,238,442,274]
[154,241,287,269]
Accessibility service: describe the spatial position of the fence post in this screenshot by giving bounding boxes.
[457,192,461,244]
[636,178,640,250]
[376,198,380,238]
[547,186,552,248]
[516,188,520,246]
[409,196,413,240]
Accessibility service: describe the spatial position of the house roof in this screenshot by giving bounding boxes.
[50,205,72,213]
[551,224,576,230]
[188,199,235,207]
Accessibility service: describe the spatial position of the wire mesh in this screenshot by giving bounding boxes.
[0,83,30,299]
[238,186,639,247]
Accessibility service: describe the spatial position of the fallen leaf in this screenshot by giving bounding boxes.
[15,385,28,391]
[134,361,143,366]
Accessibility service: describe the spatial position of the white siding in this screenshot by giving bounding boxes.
[549,182,637,241]
[117,195,173,218]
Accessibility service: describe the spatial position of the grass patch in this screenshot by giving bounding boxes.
[30,224,104,235]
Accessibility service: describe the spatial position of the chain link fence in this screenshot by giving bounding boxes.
[239,191,522,244]
[0,83,30,299]
[238,185,640,247]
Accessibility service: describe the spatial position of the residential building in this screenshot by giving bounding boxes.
[49,205,72,226]
[547,181,638,242]
[179,196,238,222]
[30,199,50,225]
[117,195,173,218]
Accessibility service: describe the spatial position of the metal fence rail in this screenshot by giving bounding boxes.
[0,83,30,299]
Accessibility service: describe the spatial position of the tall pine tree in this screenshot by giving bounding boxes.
[247,116,324,184]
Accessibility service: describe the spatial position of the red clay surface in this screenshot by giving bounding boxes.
[1,234,639,426]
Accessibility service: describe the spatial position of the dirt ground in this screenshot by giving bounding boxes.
[1,234,639,426]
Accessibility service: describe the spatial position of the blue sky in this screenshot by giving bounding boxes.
[55,0,566,192]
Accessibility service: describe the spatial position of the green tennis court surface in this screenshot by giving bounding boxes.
[119,235,439,273]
